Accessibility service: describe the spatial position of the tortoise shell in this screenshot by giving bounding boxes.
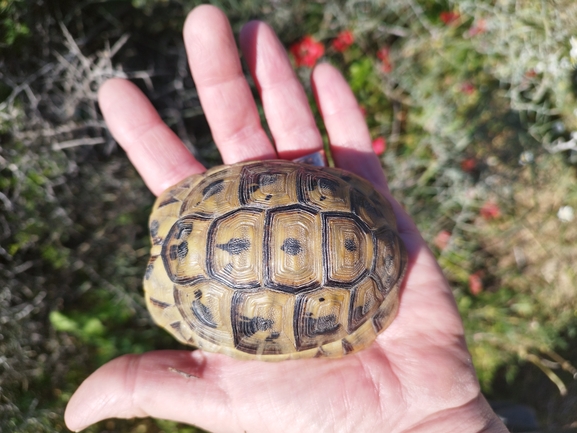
[144,160,407,361]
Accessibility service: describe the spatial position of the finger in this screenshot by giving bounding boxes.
[64,350,345,433]
[311,63,387,192]
[183,6,276,164]
[311,63,423,241]
[239,21,323,160]
[98,78,205,196]
[65,351,230,432]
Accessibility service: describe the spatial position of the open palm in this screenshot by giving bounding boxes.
[65,6,506,432]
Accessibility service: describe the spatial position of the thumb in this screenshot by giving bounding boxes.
[64,350,235,432]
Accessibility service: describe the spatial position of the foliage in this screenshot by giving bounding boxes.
[1,0,577,431]
[0,0,30,47]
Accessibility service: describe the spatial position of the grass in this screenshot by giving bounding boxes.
[1,0,577,431]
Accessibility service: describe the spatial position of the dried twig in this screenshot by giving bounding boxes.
[52,137,106,150]
[525,353,568,396]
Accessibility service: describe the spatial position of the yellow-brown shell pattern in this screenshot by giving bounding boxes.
[144,160,407,361]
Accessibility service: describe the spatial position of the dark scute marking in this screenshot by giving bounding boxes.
[341,175,352,182]
[170,321,182,330]
[150,220,160,237]
[372,305,392,333]
[306,177,318,191]
[280,238,303,255]
[342,339,355,354]
[217,238,251,255]
[363,199,382,218]
[145,263,154,280]
[381,231,396,274]
[177,241,189,260]
[169,245,178,260]
[352,304,369,323]
[319,297,325,302]
[352,191,382,219]
[223,263,233,274]
[239,316,274,338]
[385,254,395,273]
[344,238,358,252]
[318,178,338,193]
[149,297,171,309]
[320,195,326,201]
[153,236,163,245]
[304,313,339,336]
[194,289,202,300]
[384,274,396,292]
[202,179,225,199]
[260,174,279,186]
[265,194,273,201]
[177,221,193,239]
[191,300,217,328]
[352,305,362,322]
[158,196,179,208]
[265,332,281,342]
[314,347,327,358]
[248,184,260,194]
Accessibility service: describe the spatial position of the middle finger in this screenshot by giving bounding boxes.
[239,21,324,160]
[183,6,276,164]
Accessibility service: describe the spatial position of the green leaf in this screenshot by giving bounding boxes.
[49,311,80,334]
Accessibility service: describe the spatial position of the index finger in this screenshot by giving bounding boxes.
[98,79,205,196]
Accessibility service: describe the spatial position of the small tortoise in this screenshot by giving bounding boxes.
[144,160,407,361]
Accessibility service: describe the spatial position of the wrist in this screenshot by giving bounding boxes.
[398,394,508,433]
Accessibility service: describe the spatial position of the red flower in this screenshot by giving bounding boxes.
[480,201,501,220]
[468,271,483,295]
[434,230,451,250]
[289,36,325,68]
[372,137,386,155]
[460,82,476,95]
[440,11,460,25]
[468,19,487,37]
[461,158,477,173]
[377,47,392,73]
[332,30,354,52]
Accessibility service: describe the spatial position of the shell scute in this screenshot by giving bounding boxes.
[265,205,322,293]
[208,208,264,289]
[294,288,350,352]
[174,280,235,348]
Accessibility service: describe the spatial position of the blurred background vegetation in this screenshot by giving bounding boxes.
[1,0,577,431]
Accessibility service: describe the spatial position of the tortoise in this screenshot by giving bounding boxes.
[144,159,407,361]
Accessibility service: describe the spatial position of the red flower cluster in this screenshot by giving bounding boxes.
[372,137,386,155]
[332,30,354,52]
[289,36,325,68]
[480,201,501,220]
[434,230,452,250]
[468,19,487,37]
[377,47,392,73]
[460,82,476,95]
[460,158,477,173]
[468,271,483,295]
[440,11,460,25]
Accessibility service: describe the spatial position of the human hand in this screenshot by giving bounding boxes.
[64,5,508,432]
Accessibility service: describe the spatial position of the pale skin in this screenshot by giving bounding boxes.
[64,5,509,433]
